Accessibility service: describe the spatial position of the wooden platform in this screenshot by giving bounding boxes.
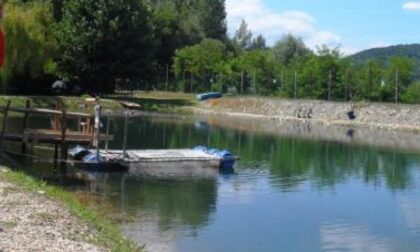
[98,149,222,164]
[5,129,113,144]
[92,149,223,178]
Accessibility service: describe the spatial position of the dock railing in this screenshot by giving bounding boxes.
[0,98,105,163]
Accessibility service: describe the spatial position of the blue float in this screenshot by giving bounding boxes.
[196,92,223,101]
[193,146,236,170]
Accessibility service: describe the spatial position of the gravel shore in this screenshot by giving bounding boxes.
[0,167,107,252]
[197,97,420,133]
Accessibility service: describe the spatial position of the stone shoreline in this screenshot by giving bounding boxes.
[196,97,420,133]
[191,97,420,152]
[0,167,106,252]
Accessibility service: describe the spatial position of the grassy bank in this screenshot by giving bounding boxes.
[106,91,196,114]
[0,92,196,115]
[0,95,122,113]
[0,166,140,252]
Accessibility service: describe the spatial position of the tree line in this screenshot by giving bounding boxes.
[1,0,419,103]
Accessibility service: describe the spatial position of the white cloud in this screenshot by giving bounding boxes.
[307,31,342,48]
[340,41,391,55]
[226,0,341,49]
[402,2,420,11]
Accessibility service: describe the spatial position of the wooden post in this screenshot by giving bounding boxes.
[21,99,31,154]
[281,71,284,89]
[253,71,257,95]
[241,72,244,94]
[190,71,193,93]
[395,69,399,104]
[220,72,223,93]
[294,71,297,99]
[105,113,110,154]
[94,105,101,159]
[122,112,129,158]
[328,70,332,101]
[54,143,58,161]
[0,100,11,153]
[60,109,67,161]
[166,63,169,91]
[55,99,62,131]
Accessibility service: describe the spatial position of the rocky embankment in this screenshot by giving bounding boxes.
[196,97,420,132]
[0,168,106,252]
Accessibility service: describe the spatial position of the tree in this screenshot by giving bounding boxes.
[54,0,153,93]
[382,56,414,102]
[173,39,228,92]
[272,34,311,66]
[402,81,420,103]
[234,20,252,51]
[198,0,227,41]
[358,59,384,101]
[0,2,56,94]
[299,46,342,100]
[250,35,266,50]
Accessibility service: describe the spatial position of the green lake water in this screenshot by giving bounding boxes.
[3,115,420,252]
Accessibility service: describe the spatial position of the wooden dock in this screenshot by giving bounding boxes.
[0,98,113,163]
[2,98,236,176]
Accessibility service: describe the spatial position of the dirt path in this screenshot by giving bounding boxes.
[0,167,107,252]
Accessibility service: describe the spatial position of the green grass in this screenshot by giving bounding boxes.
[0,167,141,252]
[106,91,197,114]
[0,96,122,114]
[1,92,197,115]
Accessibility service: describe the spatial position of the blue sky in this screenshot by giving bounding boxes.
[226,0,420,54]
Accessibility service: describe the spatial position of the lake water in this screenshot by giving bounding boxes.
[3,114,420,252]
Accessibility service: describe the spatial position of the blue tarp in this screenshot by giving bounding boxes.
[83,153,105,163]
[68,145,90,160]
[193,146,235,169]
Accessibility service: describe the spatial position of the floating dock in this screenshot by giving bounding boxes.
[74,147,236,177]
[100,149,222,163]
[93,149,225,177]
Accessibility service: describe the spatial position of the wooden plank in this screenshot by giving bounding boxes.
[61,109,67,160]
[22,129,113,142]
[0,100,11,152]
[21,99,31,154]
[0,106,92,119]
[4,132,112,144]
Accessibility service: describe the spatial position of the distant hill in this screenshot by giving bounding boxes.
[351,44,420,64]
[350,44,420,79]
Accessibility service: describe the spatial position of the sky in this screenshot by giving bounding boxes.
[225,0,420,55]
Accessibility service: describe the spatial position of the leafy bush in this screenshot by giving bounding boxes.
[402,82,420,104]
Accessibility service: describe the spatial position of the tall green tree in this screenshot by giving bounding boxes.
[358,59,384,101]
[234,20,252,52]
[54,0,152,93]
[197,0,227,41]
[382,56,414,102]
[173,39,228,92]
[250,35,267,50]
[272,34,311,66]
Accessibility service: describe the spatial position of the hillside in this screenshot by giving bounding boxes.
[351,44,420,64]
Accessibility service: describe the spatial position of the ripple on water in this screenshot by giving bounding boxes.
[320,221,392,252]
